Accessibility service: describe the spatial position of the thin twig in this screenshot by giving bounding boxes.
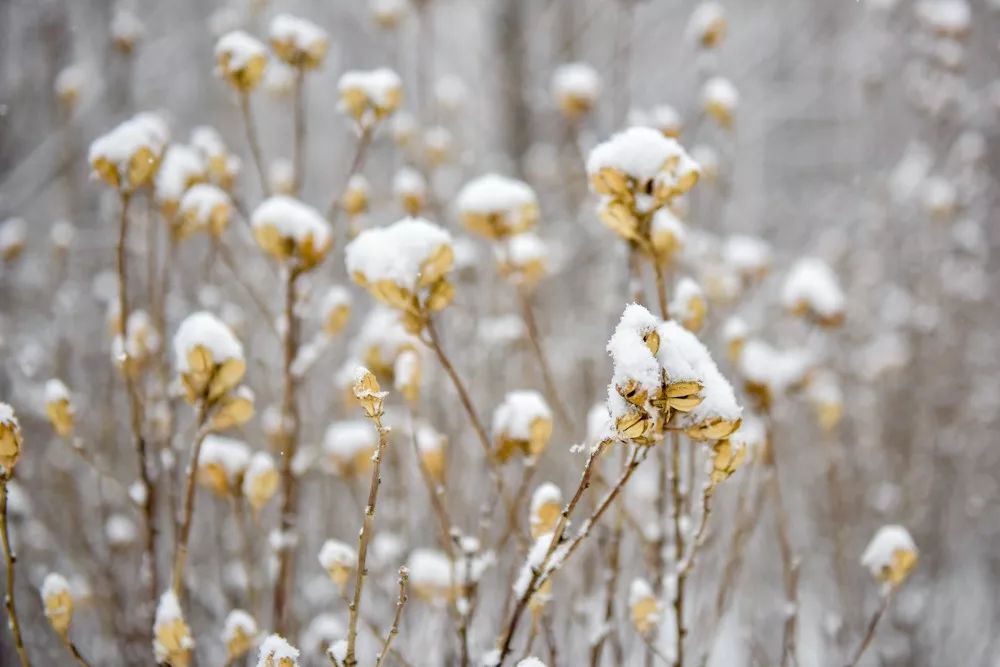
[115,190,159,616]
[844,592,891,667]
[326,125,375,223]
[0,477,30,667]
[670,433,686,667]
[292,67,306,194]
[344,398,391,666]
[60,635,93,667]
[764,419,799,667]
[238,92,269,197]
[171,406,211,594]
[517,286,572,431]
[215,238,278,336]
[375,567,410,667]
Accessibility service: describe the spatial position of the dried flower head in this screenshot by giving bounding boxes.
[414,421,447,482]
[111,8,144,54]
[781,257,845,327]
[54,65,86,111]
[587,127,700,255]
[407,548,455,604]
[702,77,739,128]
[393,348,422,403]
[0,217,26,261]
[41,573,73,638]
[456,174,539,239]
[630,105,684,138]
[320,286,352,336]
[318,539,357,587]
[256,633,301,667]
[371,0,408,29]
[215,30,269,92]
[177,183,232,241]
[737,339,813,411]
[197,435,251,496]
[0,403,23,475]
[341,174,370,218]
[861,525,918,587]
[393,167,427,215]
[269,14,328,70]
[44,379,74,437]
[551,62,601,118]
[628,578,660,638]
[345,217,455,334]
[243,452,279,512]
[251,196,332,270]
[173,311,246,406]
[153,590,194,667]
[492,391,553,463]
[686,2,727,48]
[495,233,547,289]
[338,68,403,128]
[89,112,169,192]
[222,610,258,662]
[671,277,707,333]
[529,483,562,539]
[351,366,387,419]
[323,420,378,477]
[707,438,747,494]
[191,126,241,190]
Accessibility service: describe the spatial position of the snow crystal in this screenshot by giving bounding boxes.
[492,391,552,441]
[345,217,453,291]
[173,311,243,372]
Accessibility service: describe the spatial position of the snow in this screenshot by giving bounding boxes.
[105,514,136,546]
[251,196,331,249]
[50,220,76,249]
[670,277,706,327]
[530,483,562,534]
[269,14,328,61]
[393,167,426,196]
[179,184,230,228]
[723,235,771,278]
[153,590,193,663]
[916,0,971,36]
[338,68,403,118]
[44,379,70,404]
[256,634,300,666]
[154,145,205,205]
[88,112,169,188]
[702,77,739,112]
[242,453,277,498]
[190,126,227,162]
[371,0,408,27]
[222,609,258,645]
[215,30,268,74]
[587,127,695,185]
[111,8,144,44]
[492,391,552,441]
[782,258,845,323]
[514,533,555,599]
[686,2,726,45]
[408,548,452,588]
[323,420,378,460]
[41,572,70,601]
[264,59,297,96]
[328,639,348,663]
[629,578,656,608]
[516,659,547,667]
[457,174,537,222]
[586,403,613,443]
[861,525,917,580]
[414,422,445,454]
[200,435,251,483]
[301,614,344,653]
[345,217,453,291]
[54,65,86,101]
[173,311,244,372]
[551,62,601,100]
[738,339,813,397]
[352,307,418,366]
[318,539,356,571]
[722,316,748,345]
[630,105,683,136]
[0,218,26,254]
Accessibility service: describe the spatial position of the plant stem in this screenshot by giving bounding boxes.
[375,567,409,667]
[652,258,669,320]
[670,433,686,667]
[60,636,93,667]
[764,420,799,667]
[844,592,891,667]
[239,92,270,197]
[115,190,159,617]
[292,67,306,194]
[517,287,572,431]
[0,478,30,667]
[171,406,210,594]
[326,125,375,223]
[272,267,302,635]
[345,411,390,666]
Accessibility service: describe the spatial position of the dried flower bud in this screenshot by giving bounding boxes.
[269,14,328,70]
[861,525,918,588]
[44,379,74,437]
[222,610,258,661]
[352,366,386,418]
[0,403,23,475]
[529,483,562,539]
[215,31,268,92]
[153,590,194,667]
[243,452,279,512]
[41,573,73,638]
[492,391,553,463]
[318,539,357,588]
[629,579,660,637]
[256,633,301,667]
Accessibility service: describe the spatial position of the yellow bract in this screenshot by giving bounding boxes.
[46,399,75,438]
[708,438,746,492]
[495,416,553,463]
[245,469,279,512]
[270,36,327,70]
[253,223,332,270]
[686,416,741,441]
[630,595,659,637]
[43,588,73,638]
[217,51,267,92]
[210,392,255,431]
[531,500,561,539]
[461,203,538,240]
[226,625,255,661]
[155,617,193,667]
[0,419,22,473]
[879,548,918,587]
[92,144,161,192]
[180,346,246,405]
[339,85,402,125]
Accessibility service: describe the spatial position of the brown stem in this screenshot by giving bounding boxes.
[216,239,279,336]
[0,478,30,667]
[670,433,686,667]
[272,267,303,634]
[375,567,409,667]
[652,258,669,320]
[517,287,572,431]
[844,592,891,667]
[345,412,390,666]
[60,636,93,667]
[406,411,455,558]
[590,458,625,667]
[292,67,306,194]
[764,422,799,667]
[239,92,270,197]
[171,407,210,594]
[116,190,159,616]
[327,125,375,223]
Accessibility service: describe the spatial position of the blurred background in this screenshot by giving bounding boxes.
[0,0,998,665]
